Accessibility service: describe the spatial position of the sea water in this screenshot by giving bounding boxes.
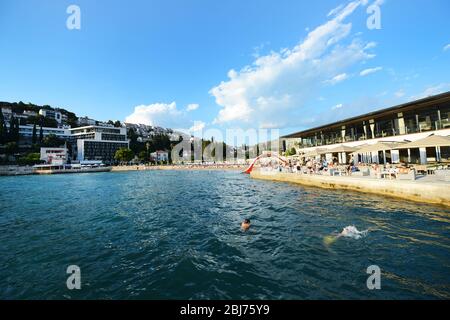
[0,170,449,299]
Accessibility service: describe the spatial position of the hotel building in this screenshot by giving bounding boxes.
[70,125,128,164]
[281,92,450,165]
[39,109,63,125]
[18,125,72,142]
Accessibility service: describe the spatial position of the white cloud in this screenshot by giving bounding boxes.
[125,102,184,127]
[189,121,206,132]
[332,103,343,110]
[327,4,344,17]
[360,66,382,76]
[324,73,349,85]
[411,83,450,100]
[186,103,199,111]
[395,89,405,98]
[443,44,450,52]
[210,0,376,128]
[364,41,377,50]
[125,102,209,133]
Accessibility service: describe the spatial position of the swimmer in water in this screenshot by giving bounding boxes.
[241,219,251,231]
[337,226,366,239]
[324,226,367,246]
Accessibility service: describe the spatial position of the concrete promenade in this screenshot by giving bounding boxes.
[250,169,450,207]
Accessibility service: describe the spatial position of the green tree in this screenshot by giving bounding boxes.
[7,116,20,143]
[5,141,18,155]
[114,148,134,163]
[0,110,5,144]
[152,133,171,151]
[17,152,41,165]
[290,147,297,155]
[7,115,15,142]
[26,115,57,128]
[138,150,147,162]
[15,117,20,144]
[32,124,37,145]
[42,134,64,147]
[127,128,146,155]
[243,144,249,160]
[39,124,43,143]
[285,147,297,157]
[222,142,227,161]
[65,112,78,128]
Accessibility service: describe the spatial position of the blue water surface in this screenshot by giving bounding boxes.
[0,170,449,299]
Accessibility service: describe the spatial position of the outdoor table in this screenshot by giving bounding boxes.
[380,171,396,180]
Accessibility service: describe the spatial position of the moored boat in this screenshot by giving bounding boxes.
[33,163,111,174]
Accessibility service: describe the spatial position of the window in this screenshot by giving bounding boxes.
[417,105,439,132]
[439,103,450,129]
[403,112,418,134]
[375,117,395,138]
[440,146,450,163]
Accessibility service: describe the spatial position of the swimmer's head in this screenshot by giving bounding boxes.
[241,219,251,231]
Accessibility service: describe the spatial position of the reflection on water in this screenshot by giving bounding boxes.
[0,170,449,299]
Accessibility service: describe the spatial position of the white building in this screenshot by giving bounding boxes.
[150,150,169,162]
[70,125,128,163]
[281,92,450,165]
[39,109,62,124]
[23,110,38,117]
[18,125,71,141]
[1,107,12,117]
[77,116,97,126]
[40,147,68,165]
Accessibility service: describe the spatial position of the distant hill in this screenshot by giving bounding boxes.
[0,101,78,127]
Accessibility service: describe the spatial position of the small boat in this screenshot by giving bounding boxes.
[33,163,112,175]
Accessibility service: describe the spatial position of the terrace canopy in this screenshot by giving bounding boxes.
[352,141,406,164]
[393,134,450,164]
[394,135,450,149]
[328,145,359,153]
[303,148,326,158]
[354,141,405,153]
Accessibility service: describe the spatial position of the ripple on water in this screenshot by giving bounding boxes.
[0,170,449,299]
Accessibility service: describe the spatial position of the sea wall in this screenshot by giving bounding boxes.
[250,170,450,207]
[0,165,34,176]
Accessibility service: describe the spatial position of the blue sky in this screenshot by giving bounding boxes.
[0,0,449,139]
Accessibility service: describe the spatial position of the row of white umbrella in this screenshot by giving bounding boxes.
[298,134,450,158]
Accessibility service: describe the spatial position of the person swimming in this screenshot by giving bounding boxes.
[323,226,368,246]
[337,226,367,239]
[241,219,251,231]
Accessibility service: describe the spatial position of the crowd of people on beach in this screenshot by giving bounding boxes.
[260,156,355,174]
[259,155,417,180]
